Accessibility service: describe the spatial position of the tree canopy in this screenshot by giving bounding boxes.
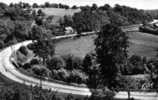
[95,24,128,89]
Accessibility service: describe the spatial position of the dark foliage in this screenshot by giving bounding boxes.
[28,40,55,64]
[95,24,128,89]
[18,46,28,56]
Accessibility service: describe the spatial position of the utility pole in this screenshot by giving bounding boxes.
[127,88,130,100]
[39,73,42,100]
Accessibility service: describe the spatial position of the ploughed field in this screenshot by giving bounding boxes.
[55,31,158,59]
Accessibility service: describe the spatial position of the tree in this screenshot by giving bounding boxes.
[37,9,45,16]
[147,58,158,89]
[107,10,129,26]
[62,54,83,70]
[91,3,97,11]
[128,55,145,74]
[9,3,14,7]
[32,64,49,77]
[32,3,38,8]
[46,55,66,71]
[44,2,50,8]
[95,24,128,89]
[13,21,28,41]
[29,25,52,41]
[113,4,152,24]
[60,15,73,27]
[29,40,55,65]
[73,8,110,33]
[83,52,100,88]
[18,46,28,56]
[99,4,111,11]
[29,25,54,65]
[72,5,77,9]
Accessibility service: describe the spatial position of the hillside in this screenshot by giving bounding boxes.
[33,8,81,17]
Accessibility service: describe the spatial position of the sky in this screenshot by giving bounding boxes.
[0,0,157,10]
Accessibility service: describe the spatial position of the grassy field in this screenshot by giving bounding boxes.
[55,31,158,59]
[128,31,158,58]
[55,35,96,58]
[33,8,81,25]
[34,8,81,17]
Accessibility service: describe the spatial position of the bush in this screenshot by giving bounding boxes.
[18,46,28,56]
[23,63,31,69]
[62,54,83,70]
[68,69,88,84]
[32,64,49,77]
[47,55,66,70]
[90,89,114,100]
[56,68,70,81]
[120,55,147,75]
[30,59,39,65]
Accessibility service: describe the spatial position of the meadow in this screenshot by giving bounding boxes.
[55,31,158,59]
[34,8,81,17]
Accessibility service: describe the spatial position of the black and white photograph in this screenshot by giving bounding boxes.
[0,0,157,100]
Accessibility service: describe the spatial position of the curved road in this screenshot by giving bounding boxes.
[0,34,92,96]
[1,31,158,99]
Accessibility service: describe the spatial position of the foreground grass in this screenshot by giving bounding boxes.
[55,31,158,59]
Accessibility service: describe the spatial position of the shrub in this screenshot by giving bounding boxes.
[32,64,49,77]
[83,52,96,73]
[90,89,114,100]
[57,68,70,81]
[18,46,28,56]
[68,69,88,84]
[62,54,83,70]
[30,59,39,65]
[23,63,31,69]
[47,55,66,70]
[121,55,147,75]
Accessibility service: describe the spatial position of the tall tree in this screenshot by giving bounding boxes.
[32,3,38,8]
[29,40,55,65]
[83,52,100,88]
[44,2,50,8]
[91,3,98,11]
[95,24,128,89]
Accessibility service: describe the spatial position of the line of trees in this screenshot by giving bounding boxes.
[9,2,73,9]
[72,4,152,34]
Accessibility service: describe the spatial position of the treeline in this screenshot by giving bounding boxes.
[9,2,76,9]
[71,4,153,34]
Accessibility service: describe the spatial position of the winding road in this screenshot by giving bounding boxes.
[1,30,158,99]
[0,34,92,96]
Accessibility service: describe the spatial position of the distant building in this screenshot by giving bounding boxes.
[148,19,158,27]
[150,19,158,24]
[65,27,74,34]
